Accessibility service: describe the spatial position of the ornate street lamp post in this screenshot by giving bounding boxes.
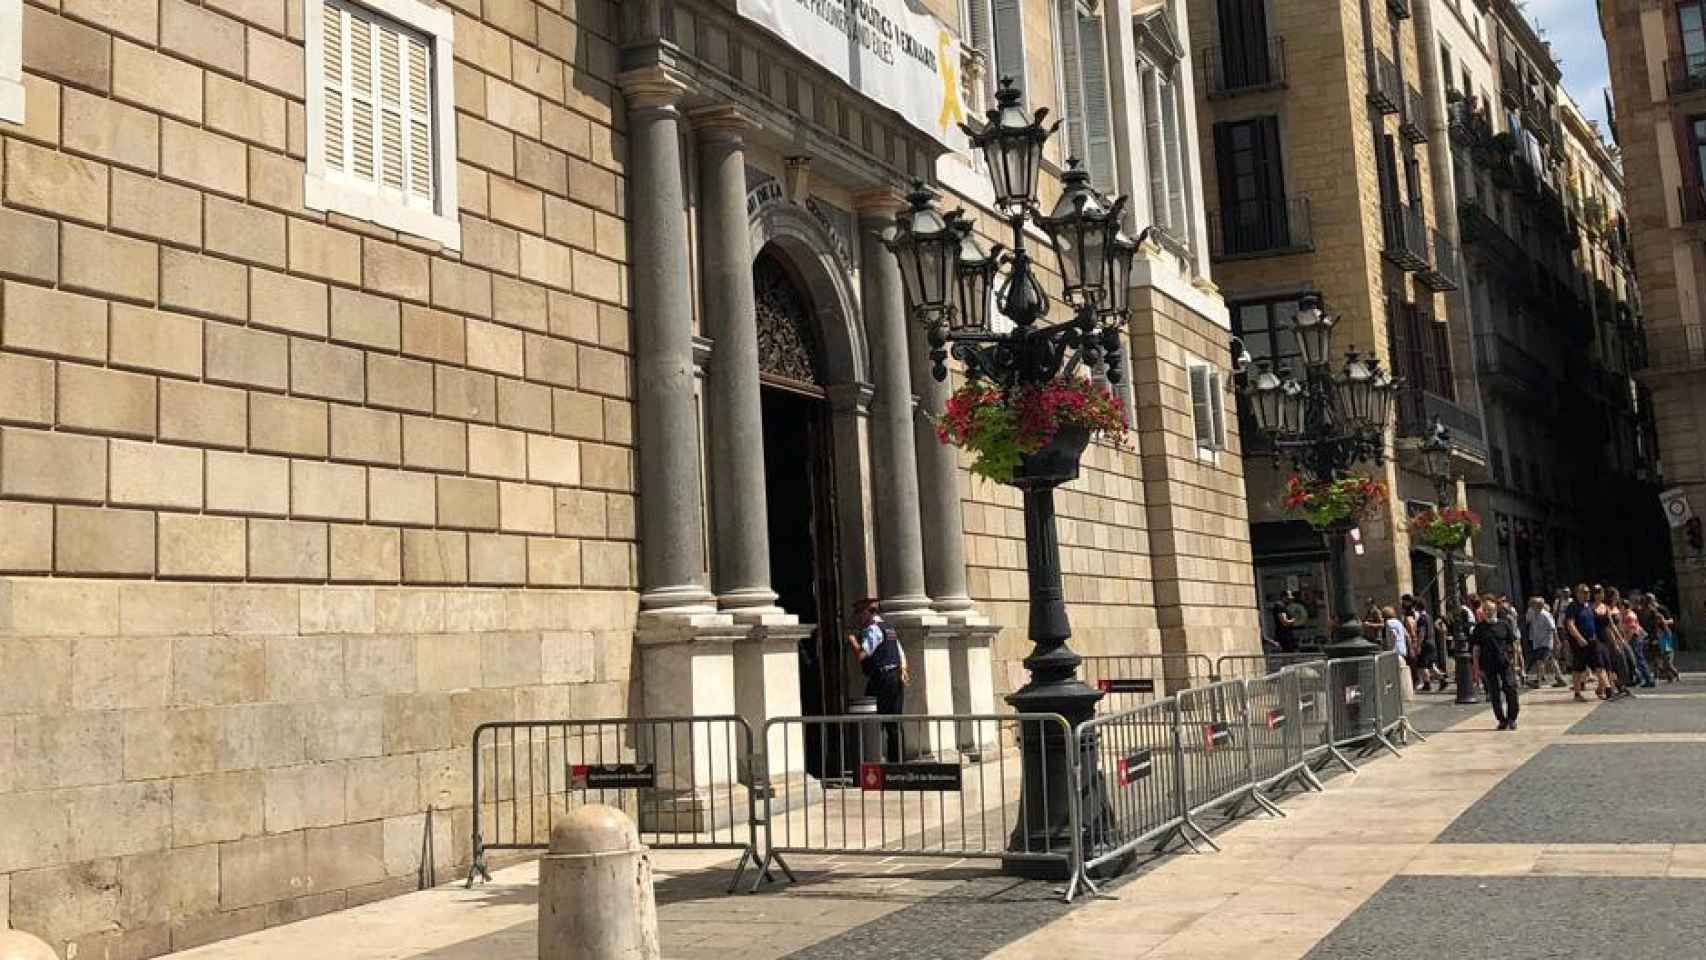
[1237,296,1399,657]
[1421,420,1477,704]
[884,79,1141,880]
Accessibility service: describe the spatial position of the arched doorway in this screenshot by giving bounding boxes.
[752,246,850,736]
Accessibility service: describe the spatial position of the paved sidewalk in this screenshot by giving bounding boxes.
[161,680,1706,959]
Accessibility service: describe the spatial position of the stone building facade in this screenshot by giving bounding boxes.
[0,0,1255,952]
[1432,0,1664,600]
[1187,0,1486,629]
[1600,0,1706,636]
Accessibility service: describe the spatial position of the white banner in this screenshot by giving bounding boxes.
[735,0,970,150]
[1660,487,1693,529]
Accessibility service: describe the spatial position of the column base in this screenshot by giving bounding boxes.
[636,616,747,815]
[733,621,811,787]
[893,621,956,759]
[947,623,1002,759]
[640,583,720,615]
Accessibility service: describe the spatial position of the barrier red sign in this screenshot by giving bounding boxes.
[1266,709,1286,729]
[1117,748,1154,785]
[1203,721,1233,751]
[1097,677,1157,694]
[858,762,962,792]
[568,763,656,789]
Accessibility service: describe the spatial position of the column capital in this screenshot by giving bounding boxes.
[688,104,763,142]
[851,185,909,218]
[616,65,691,111]
[827,381,875,415]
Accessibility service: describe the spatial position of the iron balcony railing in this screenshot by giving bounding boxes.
[1641,324,1706,372]
[1417,228,1458,292]
[1203,36,1287,98]
[1380,202,1429,272]
[1387,0,1410,20]
[1666,52,1706,96]
[1208,196,1313,260]
[1396,388,1487,460]
[1399,83,1428,144]
[1474,332,1554,397]
[1368,52,1401,115]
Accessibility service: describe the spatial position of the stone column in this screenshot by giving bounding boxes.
[852,188,933,619]
[691,106,790,622]
[617,66,715,617]
[619,66,741,830]
[907,322,974,618]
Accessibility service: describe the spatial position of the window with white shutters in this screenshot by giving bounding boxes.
[0,0,22,125]
[306,0,459,249]
[1190,362,1226,453]
[1052,2,1114,189]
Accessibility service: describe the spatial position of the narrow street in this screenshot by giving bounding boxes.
[159,675,1706,960]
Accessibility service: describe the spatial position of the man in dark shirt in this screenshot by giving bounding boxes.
[1273,592,1300,653]
[1473,595,1520,731]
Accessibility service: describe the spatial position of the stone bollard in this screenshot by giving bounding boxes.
[539,804,660,960]
[0,930,57,960]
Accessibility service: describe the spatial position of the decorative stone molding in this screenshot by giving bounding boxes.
[616,65,691,111]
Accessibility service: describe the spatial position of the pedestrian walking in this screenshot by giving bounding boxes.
[1617,596,1656,688]
[1402,595,1443,691]
[1525,596,1565,688]
[1639,594,1682,682]
[1564,583,1610,701]
[848,597,909,760]
[1472,595,1521,730]
[1380,605,1416,700]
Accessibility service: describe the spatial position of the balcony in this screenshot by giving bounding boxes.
[1522,98,1561,145]
[1447,96,1492,148]
[1381,202,1429,272]
[1208,197,1313,260]
[1416,228,1458,292]
[1665,52,1706,97]
[1475,331,1554,400]
[1499,60,1523,109]
[1387,0,1410,20]
[1397,388,1487,460]
[1368,53,1401,115]
[1203,37,1287,99]
[1399,83,1428,144]
[1457,199,1526,272]
[1641,324,1706,374]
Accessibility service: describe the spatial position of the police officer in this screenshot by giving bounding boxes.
[848,597,909,760]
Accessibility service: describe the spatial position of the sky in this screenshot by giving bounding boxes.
[1521,0,1613,138]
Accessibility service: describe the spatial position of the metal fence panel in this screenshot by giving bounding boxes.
[1329,657,1401,758]
[1076,698,1186,881]
[1175,680,1255,819]
[1215,652,1326,682]
[467,716,761,889]
[1374,651,1425,745]
[1082,653,1217,712]
[1243,670,1305,795]
[756,713,1080,888]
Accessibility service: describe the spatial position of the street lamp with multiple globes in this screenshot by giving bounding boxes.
[1420,418,1478,704]
[1238,294,1400,656]
[883,78,1142,880]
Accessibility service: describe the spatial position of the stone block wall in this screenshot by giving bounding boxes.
[0,0,638,951]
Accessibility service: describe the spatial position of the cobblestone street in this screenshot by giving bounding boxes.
[148,674,1706,960]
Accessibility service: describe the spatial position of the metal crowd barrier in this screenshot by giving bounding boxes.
[1215,651,1327,681]
[465,715,767,892]
[1375,651,1426,745]
[754,713,1080,892]
[1296,659,1356,774]
[1328,656,1400,758]
[462,659,1427,903]
[1243,669,1321,800]
[1076,697,1189,888]
[1082,653,1217,712]
[1175,680,1264,835]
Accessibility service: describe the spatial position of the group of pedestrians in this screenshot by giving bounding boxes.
[1365,584,1681,731]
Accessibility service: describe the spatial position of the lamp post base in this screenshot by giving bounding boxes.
[1002,665,1109,880]
[1454,646,1479,704]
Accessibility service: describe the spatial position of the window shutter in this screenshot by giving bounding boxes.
[379,28,404,191]
[1208,370,1226,449]
[1055,0,1085,165]
[322,0,345,172]
[1078,13,1115,192]
[966,0,997,99]
[991,0,1027,96]
[1190,365,1215,448]
[406,35,434,203]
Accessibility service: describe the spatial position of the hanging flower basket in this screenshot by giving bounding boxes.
[1282,473,1388,530]
[934,378,1126,485]
[1409,506,1482,551]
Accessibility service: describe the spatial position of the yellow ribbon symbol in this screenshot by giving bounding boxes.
[938,30,964,132]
